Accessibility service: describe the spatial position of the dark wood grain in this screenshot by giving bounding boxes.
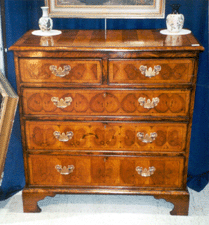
[25,121,187,152]
[22,187,189,215]
[28,154,184,188]
[154,191,189,215]
[19,58,102,84]
[109,58,194,84]
[22,190,55,213]
[9,30,204,52]
[22,88,190,117]
[15,50,200,60]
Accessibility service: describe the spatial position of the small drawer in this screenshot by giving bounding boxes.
[26,121,187,152]
[28,154,184,188]
[19,58,102,84]
[109,59,194,84]
[22,88,190,117]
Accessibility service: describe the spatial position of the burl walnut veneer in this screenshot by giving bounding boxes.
[10,30,204,215]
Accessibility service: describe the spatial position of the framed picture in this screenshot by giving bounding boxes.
[0,72,18,185]
[45,0,165,18]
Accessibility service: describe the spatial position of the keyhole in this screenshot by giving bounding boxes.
[104,157,108,162]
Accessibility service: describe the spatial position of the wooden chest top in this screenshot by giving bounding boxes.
[9,29,204,52]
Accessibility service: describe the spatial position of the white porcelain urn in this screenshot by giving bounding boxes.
[166,4,184,33]
[38,6,53,32]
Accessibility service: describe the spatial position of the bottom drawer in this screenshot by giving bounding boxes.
[28,155,184,188]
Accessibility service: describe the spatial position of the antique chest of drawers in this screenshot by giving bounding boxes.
[10,30,204,215]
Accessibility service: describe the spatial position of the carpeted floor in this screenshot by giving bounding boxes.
[0,184,208,225]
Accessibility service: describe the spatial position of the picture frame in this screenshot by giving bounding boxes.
[0,72,18,185]
[45,0,165,19]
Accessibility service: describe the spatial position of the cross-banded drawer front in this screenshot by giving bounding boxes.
[109,59,194,84]
[26,121,187,152]
[19,58,102,84]
[28,154,184,188]
[22,89,190,117]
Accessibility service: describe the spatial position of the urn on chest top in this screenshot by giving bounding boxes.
[166,4,184,33]
[38,6,53,32]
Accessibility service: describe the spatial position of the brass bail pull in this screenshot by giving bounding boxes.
[139,65,161,78]
[51,96,73,108]
[138,97,159,109]
[55,165,75,175]
[137,132,157,143]
[49,65,71,77]
[136,166,156,177]
[53,131,74,142]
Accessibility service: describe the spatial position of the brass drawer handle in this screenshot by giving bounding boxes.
[49,65,71,77]
[53,131,74,142]
[137,132,157,143]
[55,165,75,175]
[139,65,161,78]
[51,97,72,108]
[136,166,156,177]
[138,97,159,109]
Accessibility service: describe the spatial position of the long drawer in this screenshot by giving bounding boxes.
[22,88,190,117]
[25,121,187,152]
[28,154,184,188]
[19,58,102,84]
[109,59,194,84]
